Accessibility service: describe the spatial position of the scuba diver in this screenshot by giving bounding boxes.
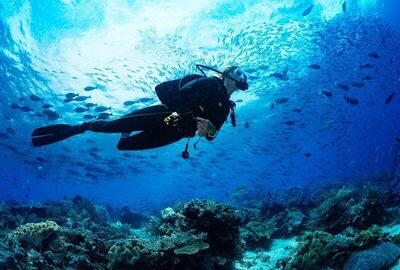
[31,65,249,159]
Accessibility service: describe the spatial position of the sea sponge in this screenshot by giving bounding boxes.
[11,220,60,249]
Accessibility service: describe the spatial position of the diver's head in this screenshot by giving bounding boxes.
[221,66,249,94]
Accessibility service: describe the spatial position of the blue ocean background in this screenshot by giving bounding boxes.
[1,0,400,212]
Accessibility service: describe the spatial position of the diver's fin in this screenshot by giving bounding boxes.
[31,124,84,147]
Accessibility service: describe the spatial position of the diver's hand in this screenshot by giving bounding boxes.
[196,117,216,137]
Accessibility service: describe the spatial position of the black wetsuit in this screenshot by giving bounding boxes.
[86,75,232,150]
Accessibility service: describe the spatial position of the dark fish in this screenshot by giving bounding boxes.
[359,63,373,69]
[270,103,275,110]
[84,86,98,91]
[42,104,53,109]
[42,109,56,115]
[123,100,137,106]
[385,91,396,104]
[284,120,295,126]
[65,93,79,99]
[63,98,75,103]
[275,98,289,104]
[344,96,359,105]
[270,68,288,80]
[36,157,46,162]
[138,97,153,102]
[304,152,312,157]
[302,4,314,16]
[83,114,96,119]
[74,107,89,113]
[244,121,250,129]
[336,83,350,90]
[292,108,302,112]
[362,76,372,80]
[308,64,321,69]
[236,99,243,103]
[47,112,61,120]
[97,112,112,120]
[321,90,333,97]
[19,97,26,101]
[29,94,43,101]
[74,95,91,101]
[94,106,111,112]
[84,103,97,108]
[345,38,354,46]
[351,82,364,88]
[6,128,15,135]
[10,103,20,109]
[342,1,346,12]
[4,116,11,120]
[368,53,380,59]
[20,106,33,112]
[396,137,400,143]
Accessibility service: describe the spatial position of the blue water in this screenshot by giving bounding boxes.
[0,0,399,211]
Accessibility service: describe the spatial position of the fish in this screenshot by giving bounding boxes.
[20,106,33,112]
[344,96,359,105]
[42,104,53,109]
[321,90,333,97]
[336,83,350,90]
[74,95,91,101]
[97,112,112,120]
[368,53,380,59]
[84,86,98,91]
[63,98,75,103]
[244,121,250,129]
[342,1,347,12]
[29,94,43,101]
[308,64,321,69]
[270,103,275,110]
[359,63,373,69]
[123,100,137,106]
[292,108,302,112]
[83,114,96,119]
[6,128,15,135]
[270,68,288,80]
[385,91,396,104]
[84,103,97,108]
[284,120,295,126]
[10,103,20,109]
[19,97,26,101]
[302,4,314,16]
[138,97,153,102]
[94,106,111,112]
[74,107,89,113]
[275,98,289,104]
[396,137,400,143]
[304,153,312,157]
[65,93,79,99]
[362,76,372,80]
[351,82,364,88]
[46,112,61,120]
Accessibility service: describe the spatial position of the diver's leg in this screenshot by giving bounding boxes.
[81,105,171,133]
[117,126,184,150]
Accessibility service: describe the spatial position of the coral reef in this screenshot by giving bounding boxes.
[0,183,399,269]
[343,242,400,270]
